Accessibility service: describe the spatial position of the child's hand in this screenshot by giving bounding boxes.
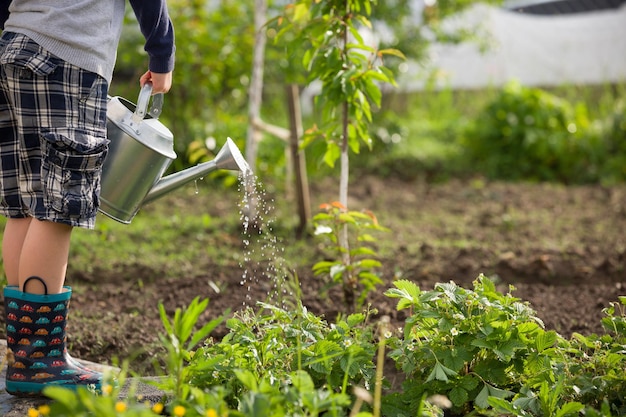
[140,70,172,94]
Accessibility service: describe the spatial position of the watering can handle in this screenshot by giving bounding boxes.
[131,83,164,126]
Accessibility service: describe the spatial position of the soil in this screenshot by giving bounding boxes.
[2,177,626,377]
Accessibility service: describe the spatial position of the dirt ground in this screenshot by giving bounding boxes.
[3,177,626,375]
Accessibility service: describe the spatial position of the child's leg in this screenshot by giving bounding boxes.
[18,219,73,294]
[2,217,32,286]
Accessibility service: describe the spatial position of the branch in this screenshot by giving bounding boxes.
[252,117,290,141]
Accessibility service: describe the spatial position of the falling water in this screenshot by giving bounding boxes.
[237,171,291,309]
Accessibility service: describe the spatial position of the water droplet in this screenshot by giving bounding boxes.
[237,171,290,309]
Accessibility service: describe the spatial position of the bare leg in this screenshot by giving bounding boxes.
[18,219,73,294]
[2,217,33,287]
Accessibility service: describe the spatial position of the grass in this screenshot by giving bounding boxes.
[69,185,248,278]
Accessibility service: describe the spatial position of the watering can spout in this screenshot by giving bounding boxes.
[142,137,250,205]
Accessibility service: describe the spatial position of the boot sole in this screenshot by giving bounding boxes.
[6,380,102,396]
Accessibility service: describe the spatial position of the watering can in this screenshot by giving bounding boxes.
[99,83,250,224]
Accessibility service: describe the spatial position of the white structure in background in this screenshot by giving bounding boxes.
[399,1,626,90]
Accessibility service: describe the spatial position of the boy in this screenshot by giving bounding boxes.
[0,0,175,395]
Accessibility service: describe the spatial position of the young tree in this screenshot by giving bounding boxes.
[278,0,403,206]
[276,1,403,289]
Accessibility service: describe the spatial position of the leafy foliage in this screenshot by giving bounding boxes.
[312,201,389,310]
[157,297,228,398]
[186,301,379,415]
[385,275,540,414]
[599,99,626,183]
[385,275,626,417]
[462,81,599,183]
[275,0,403,169]
[28,279,626,417]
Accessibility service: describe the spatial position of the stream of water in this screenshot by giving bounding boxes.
[237,172,292,308]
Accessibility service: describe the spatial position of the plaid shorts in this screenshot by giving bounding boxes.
[0,32,109,229]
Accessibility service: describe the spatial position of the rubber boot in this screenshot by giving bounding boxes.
[3,280,102,396]
[4,285,100,376]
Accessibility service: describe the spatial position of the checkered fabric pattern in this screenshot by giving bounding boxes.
[0,32,109,229]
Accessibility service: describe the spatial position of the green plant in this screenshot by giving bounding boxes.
[312,201,389,310]
[602,296,626,336]
[22,272,626,417]
[384,275,551,415]
[599,100,626,184]
[489,377,584,417]
[558,297,626,414]
[156,297,228,399]
[462,80,598,183]
[37,368,163,417]
[186,301,379,415]
[481,297,626,417]
[277,0,403,170]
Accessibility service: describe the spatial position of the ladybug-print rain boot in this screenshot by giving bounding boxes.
[3,277,102,396]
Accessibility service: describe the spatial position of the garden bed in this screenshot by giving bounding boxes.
[4,177,625,376]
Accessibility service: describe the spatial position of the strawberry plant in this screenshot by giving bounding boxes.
[186,301,379,414]
[27,278,626,417]
[384,275,551,415]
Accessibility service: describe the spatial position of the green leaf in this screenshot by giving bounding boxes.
[330,264,346,280]
[323,141,341,167]
[475,383,514,409]
[488,397,525,416]
[313,261,336,274]
[347,313,365,327]
[350,247,377,257]
[290,370,315,392]
[378,48,406,60]
[356,259,382,268]
[426,362,457,382]
[235,369,258,391]
[441,347,471,372]
[363,78,382,107]
[358,271,383,284]
[363,69,391,83]
[386,280,421,299]
[449,386,469,407]
[556,402,585,417]
[354,15,372,29]
[239,391,273,417]
[471,338,495,350]
[189,312,227,350]
[474,385,490,409]
[158,302,175,338]
[535,330,558,352]
[460,374,480,391]
[479,275,497,294]
[494,339,526,361]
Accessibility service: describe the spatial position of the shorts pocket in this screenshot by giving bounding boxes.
[40,131,108,219]
[0,34,59,77]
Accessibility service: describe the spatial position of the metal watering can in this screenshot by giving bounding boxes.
[99,84,250,224]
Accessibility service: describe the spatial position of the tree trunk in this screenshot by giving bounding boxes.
[286,84,311,238]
